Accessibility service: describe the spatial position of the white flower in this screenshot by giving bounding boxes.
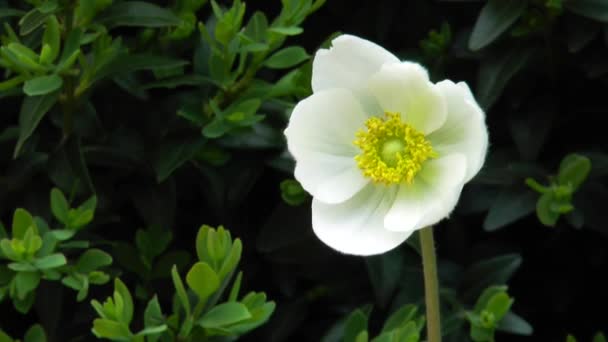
[284,34,488,256]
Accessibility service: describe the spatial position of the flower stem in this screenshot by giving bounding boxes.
[420,226,442,342]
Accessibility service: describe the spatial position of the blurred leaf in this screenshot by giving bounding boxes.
[23,324,46,342]
[14,92,59,158]
[483,188,536,231]
[469,0,527,50]
[33,254,66,270]
[566,0,608,23]
[536,193,560,227]
[155,138,206,182]
[344,309,368,342]
[476,48,534,110]
[76,249,113,273]
[97,1,181,28]
[497,312,533,335]
[462,254,522,301]
[366,247,405,307]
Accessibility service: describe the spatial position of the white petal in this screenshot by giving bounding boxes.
[384,154,467,231]
[312,34,399,114]
[429,80,488,182]
[285,88,369,204]
[312,184,413,256]
[416,154,467,227]
[368,62,447,134]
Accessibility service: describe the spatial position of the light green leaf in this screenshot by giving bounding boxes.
[269,26,303,35]
[33,253,66,270]
[558,154,591,190]
[486,293,513,321]
[0,329,13,342]
[264,46,309,69]
[344,309,368,342]
[186,262,220,302]
[536,193,560,227]
[469,0,527,50]
[12,208,35,239]
[115,278,134,324]
[92,319,132,340]
[199,302,252,328]
[171,265,191,316]
[50,188,69,223]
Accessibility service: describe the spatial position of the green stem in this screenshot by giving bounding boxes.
[420,226,442,342]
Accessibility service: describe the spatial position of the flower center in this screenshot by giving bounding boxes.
[354,112,437,185]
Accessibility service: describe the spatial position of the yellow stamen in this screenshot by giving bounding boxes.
[354,112,437,185]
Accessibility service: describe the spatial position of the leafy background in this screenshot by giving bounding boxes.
[1,0,608,341]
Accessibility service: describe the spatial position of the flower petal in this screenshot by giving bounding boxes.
[285,88,369,204]
[368,62,447,134]
[312,34,399,114]
[429,80,488,182]
[384,154,466,231]
[312,184,413,255]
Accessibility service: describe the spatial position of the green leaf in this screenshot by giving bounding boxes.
[470,324,494,342]
[115,278,134,324]
[199,302,252,328]
[92,319,132,340]
[594,332,607,342]
[23,74,63,96]
[96,1,181,28]
[19,9,50,36]
[558,154,591,190]
[243,11,268,42]
[264,46,309,69]
[136,325,167,337]
[344,310,368,342]
[228,271,243,302]
[40,15,60,64]
[366,247,405,308]
[24,324,46,342]
[155,138,206,182]
[186,262,220,302]
[144,295,164,328]
[469,0,527,50]
[15,271,40,299]
[12,208,35,239]
[33,253,67,270]
[0,329,13,342]
[92,54,188,84]
[497,312,533,335]
[381,305,419,333]
[76,249,113,273]
[50,188,69,223]
[14,92,59,158]
[171,265,191,316]
[476,48,535,110]
[536,193,560,227]
[462,254,522,301]
[567,335,578,342]
[269,26,303,35]
[473,285,508,313]
[486,293,513,321]
[0,8,25,18]
[483,188,536,231]
[566,0,608,23]
[202,118,231,139]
